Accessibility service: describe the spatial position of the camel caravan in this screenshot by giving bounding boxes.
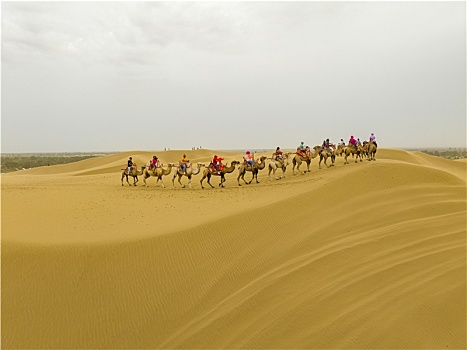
[121,134,378,188]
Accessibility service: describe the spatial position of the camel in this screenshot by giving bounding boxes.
[291,148,318,175]
[313,145,336,169]
[344,144,364,164]
[360,141,370,160]
[142,163,175,188]
[368,141,377,161]
[121,164,146,186]
[335,144,346,157]
[200,160,240,189]
[268,152,291,180]
[237,156,268,186]
[172,162,204,189]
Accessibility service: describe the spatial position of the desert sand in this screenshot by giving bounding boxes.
[2,148,466,349]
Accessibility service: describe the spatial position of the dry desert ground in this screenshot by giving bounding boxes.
[2,148,466,348]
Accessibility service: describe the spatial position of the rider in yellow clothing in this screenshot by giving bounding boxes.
[180,154,189,173]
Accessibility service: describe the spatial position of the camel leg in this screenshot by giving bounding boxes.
[242,172,249,185]
[126,174,131,186]
[207,174,215,189]
[172,174,177,188]
[219,175,225,187]
[133,176,138,186]
[200,175,206,189]
[248,171,254,184]
[121,173,125,186]
[178,175,185,188]
[188,175,192,189]
[237,172,242,186]
[295,160,302,175]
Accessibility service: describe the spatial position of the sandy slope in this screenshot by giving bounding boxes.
[2,149,465,349]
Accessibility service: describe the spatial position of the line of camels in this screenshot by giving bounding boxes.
[121,141,377,188]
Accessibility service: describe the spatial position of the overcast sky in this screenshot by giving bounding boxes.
[1,1,465,153]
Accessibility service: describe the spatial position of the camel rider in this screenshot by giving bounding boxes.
[244,151,255,169]
[339,139,345,146]
[370,133,377,147]
[150,156,159,170]
[212,155,224,173]
[297,141,306,156]
[274,147,283,161]
[127,157,133,174]
[357,138,362,146]
[323,139,333,152]
[349,135,357,149]
[180,154,189,174]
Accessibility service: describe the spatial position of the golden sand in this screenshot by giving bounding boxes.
[2,148,466,348]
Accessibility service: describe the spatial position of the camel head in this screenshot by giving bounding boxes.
[231,160,240,166]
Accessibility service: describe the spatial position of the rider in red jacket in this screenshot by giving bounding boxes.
[212,155,224,172]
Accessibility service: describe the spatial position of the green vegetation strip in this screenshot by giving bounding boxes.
[0,154,107,173]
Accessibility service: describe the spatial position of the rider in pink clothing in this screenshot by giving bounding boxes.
[349,135,357,147]
[244,151,255,168]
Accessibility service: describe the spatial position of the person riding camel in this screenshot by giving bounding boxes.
[357,138,362,146]
[273,147,283,162]
[349,135,358,149]
[370,133,377,147]
[149,156,159,170]
[180,154,189,174]
[244,151,255,169]
[321,140,327,151]
[297,141,307,157]
[322,138,334,153]
[339,138,345,146]
[127,157,133,174]
[212,155,224,173]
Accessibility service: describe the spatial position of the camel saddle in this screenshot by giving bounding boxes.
[208,163,217,173]
[179,163,191,171]
[122,165,136,174]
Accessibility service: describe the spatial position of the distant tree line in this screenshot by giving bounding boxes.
[1,155,98,173]
[420,148,466,159]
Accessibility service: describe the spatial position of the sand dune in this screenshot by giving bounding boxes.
[2,148,465,348]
